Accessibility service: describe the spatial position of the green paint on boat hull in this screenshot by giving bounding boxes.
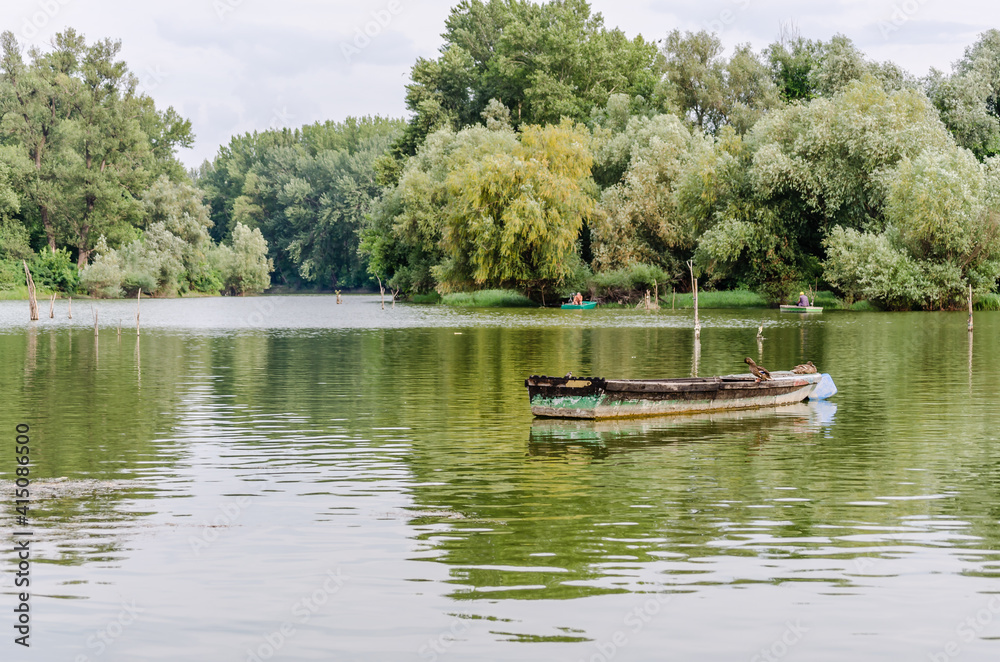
[531,394,605,410]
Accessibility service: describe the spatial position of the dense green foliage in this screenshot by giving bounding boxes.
[587,263,672,302]
[197,117,404,289]
[363,120,595,300]
[0,29,272,298]
[392,0,665,159]
[360,4,1000,310]
[4,6,1000,310]
[0,30,192,266]
[925,29,1000,160]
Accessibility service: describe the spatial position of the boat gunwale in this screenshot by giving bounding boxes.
[528,372,818,391]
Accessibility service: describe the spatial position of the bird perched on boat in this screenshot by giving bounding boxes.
[792,361,817,374]
[744,357,771,382]
[564,371,572,378]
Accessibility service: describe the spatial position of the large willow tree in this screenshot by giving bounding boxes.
[437,120,594,298]
[364,119,595,299]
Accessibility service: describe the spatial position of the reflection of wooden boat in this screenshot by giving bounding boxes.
[560,301,597,309]
[525,372,831,419]
[779,305,823,313]
[529,401,837,448]
[527,401,838,459]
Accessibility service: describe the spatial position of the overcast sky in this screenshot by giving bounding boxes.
[4,0,995,168]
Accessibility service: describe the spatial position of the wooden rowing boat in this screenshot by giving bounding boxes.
[561,301,597,309]
[779,305,823,313]
[525,371,833,419]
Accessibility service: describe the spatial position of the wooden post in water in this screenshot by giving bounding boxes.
[92,305,98,336]
[68,296,72,319]
[377,276,385,310]
[968,284,974,331]
[23,260,39,321]
[968,322,974,384]
[688,260,700,339]
[136,290,141,336]
[117,318,122,340]
[49,293,56,318]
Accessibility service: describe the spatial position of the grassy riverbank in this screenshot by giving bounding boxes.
[440,290,535,307]
[0,285,55,301]
[435,288,874,310]
[665,290,872,310]
[6,286,997,311]
[0,285,221,306]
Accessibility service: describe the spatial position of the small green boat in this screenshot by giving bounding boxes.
[779,305,823,313]
[561,301,597,310]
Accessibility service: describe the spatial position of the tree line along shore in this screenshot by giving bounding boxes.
[3,1,1000,311]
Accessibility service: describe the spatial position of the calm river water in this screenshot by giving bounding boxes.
[1,295,999,661]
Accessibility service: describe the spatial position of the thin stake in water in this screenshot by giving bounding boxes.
[23,260,39,321]
[968,284,974,331]
[688,260,700,339]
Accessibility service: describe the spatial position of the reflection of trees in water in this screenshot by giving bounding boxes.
[392,317,1000,599]
[0,329,195,567]
[0,478,154,568]
[404,404,847,600]
[6,314,1000,589]
[3,329,197,478]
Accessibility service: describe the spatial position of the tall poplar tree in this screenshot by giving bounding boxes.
[0,29,192,266]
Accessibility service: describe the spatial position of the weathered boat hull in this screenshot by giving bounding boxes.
[525,372,824,419]
[779,305,823,313]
